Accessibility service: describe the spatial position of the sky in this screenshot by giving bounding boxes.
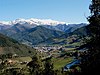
[0,0,91,24]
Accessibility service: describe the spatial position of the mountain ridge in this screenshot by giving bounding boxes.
[0,18,66,26]
[0,18,87,35]
[38,25,90,45]
[10,26,65,45]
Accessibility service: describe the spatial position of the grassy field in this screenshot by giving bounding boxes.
[15,56,32,62]
[10,56,73,70]
[8,57,32,68]
[53,57,73,70]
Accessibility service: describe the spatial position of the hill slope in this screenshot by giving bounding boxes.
[0,33,35,56]
[38,25,90,45]
[11,26,64,45]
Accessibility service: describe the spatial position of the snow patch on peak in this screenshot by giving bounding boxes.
[0,18,67,26]
[12,18,27,25]
[0,21,12,25]
[28,18,66,25]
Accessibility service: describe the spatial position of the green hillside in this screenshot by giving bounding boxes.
[11,26,64,45]
[0,33,36,56]
[39,26,90,46]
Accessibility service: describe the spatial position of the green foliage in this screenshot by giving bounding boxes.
[43,57,54,75]
[0,33,36,56]
[27,54,43,75]
[79,0,100,74]
[11,26,64,45]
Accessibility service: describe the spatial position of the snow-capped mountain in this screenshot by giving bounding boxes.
[0,18,87,33]
[0,18,67,31]
[0,18,66,26]
[0,21,12,30]
[0,18,88,45]
[0,21,10,25]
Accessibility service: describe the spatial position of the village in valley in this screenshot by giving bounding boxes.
[0,44,86,74]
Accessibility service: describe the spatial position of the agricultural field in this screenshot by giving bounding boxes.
[53,57,73,70]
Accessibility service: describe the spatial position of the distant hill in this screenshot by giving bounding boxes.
[1,25,89,46]
[0,25,11,30]
[38,25,90,45]
[0,33,36,56]
[10,26,64,45]
[69,25,91,37]
[0,23,35,36]
[44,23,87,33]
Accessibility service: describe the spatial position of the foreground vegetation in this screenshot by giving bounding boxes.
[0,48,82,75]
[0,30,81,75]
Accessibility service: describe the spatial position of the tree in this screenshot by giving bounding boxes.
[43,56,54,75]
[79,0,100,74]
[89,0,100,16]
[27,54,43,75]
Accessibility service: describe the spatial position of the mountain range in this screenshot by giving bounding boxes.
[0,18,87,32]
[39,25,90,45]
[10,26,65,45]
[0,18,88,46]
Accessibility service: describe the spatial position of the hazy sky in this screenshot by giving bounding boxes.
[0,0,91,23]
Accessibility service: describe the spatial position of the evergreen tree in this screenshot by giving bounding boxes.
[43,57,54,75]
[79,0,100,74]
[27,54,43,75]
